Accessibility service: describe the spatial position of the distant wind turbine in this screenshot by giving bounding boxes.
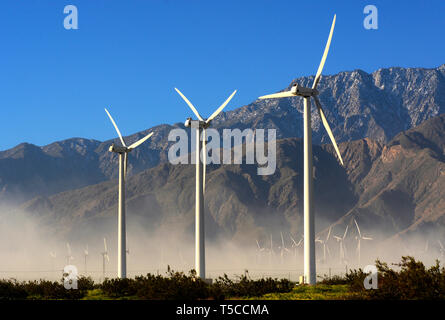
[290,235,303,261]
[334,225,348,265]
[354,219,373,265]
[84,245,89,274]
[278,232,290,264]
[315,227,332,263]
[66,243,74,265]
[101,238,110,279]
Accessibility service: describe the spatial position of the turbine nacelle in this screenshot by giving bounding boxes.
[290,83,319,97]
[108,143,129,154]
[184,118,210,129]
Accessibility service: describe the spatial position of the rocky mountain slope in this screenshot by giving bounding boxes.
[18,114,445,246]
[1,65,444,205]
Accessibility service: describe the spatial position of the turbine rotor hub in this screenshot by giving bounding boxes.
[291,84,319,97]
[108,143,129,154]
[184,118,209,129]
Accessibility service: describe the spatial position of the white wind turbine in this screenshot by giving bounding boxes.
[104,108,154,279]
[278,232,290,264]
[290,235,303,261]
[101,238,110,279]
[66,243,74,265]
[175,88,237,279]
[354,219,373,265]
[258,15,343,284]
[256,240,266,264]
[316,227,332,263]
[268,234,275,265]
[49,251,57,275]
[334,225,348,265]
[84,245,89,275]
[438,240,445,260]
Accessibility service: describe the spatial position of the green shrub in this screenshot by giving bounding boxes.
[0,279,28,300]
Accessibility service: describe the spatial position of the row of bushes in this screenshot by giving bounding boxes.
[0,276,95,300]
[2,256,444,300]
[101,268,293,300]
[0,268,292,300]
[321,256,445,299]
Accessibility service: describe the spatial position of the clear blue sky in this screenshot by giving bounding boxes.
[0,0,444,150]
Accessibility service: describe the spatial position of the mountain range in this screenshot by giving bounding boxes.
[1,64,444,245]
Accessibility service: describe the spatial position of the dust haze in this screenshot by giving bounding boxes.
[0,202,443,282]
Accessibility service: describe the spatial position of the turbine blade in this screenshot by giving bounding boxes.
[312,14,336,89]
[343,225,349,239]
[105,108,127,147]
[326,227,332,242]
[207,90,237,122]
[354,219,362,238]
[363,237,373,240]
[258,91,295,100]
[128,132,153,150]
[326,245,331,257]
[290,235,297,246]
[104,238,107,252]
[174,88,204,121]
[313,96,344,165]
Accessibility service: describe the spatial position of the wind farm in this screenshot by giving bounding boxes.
[0,1,445,303]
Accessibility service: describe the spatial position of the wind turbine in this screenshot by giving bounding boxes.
[256,240,266,264]
[278,232,290,264]
[290,235,303,260]
[84,245,89,275]
[334,225,348,265]
[315,227,332,263]
[175,87,237,279]
[49,251,57,275]
[438,240,445,260]
[104,108,154,278]
[354,219,373,265]
[66,243,74,265]
[268,234,275,265]
[101,238,109,279]
[257,15,343,284]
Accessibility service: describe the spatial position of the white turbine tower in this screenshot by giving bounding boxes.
[354,219,373,265]
[175,88,237,279]
[49,251,57,275]
[258,15,343,284]
[290,235,303,261]
[315,227,332,263]
[256,240,266,264]
[101,238,110,279]
[268,234,275,265]
[66,243,74,265]
[104,108,154,278]
[334,225,348,264]
[84,245,89,275]
[438,240,445,260]
[278,232,290,264]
